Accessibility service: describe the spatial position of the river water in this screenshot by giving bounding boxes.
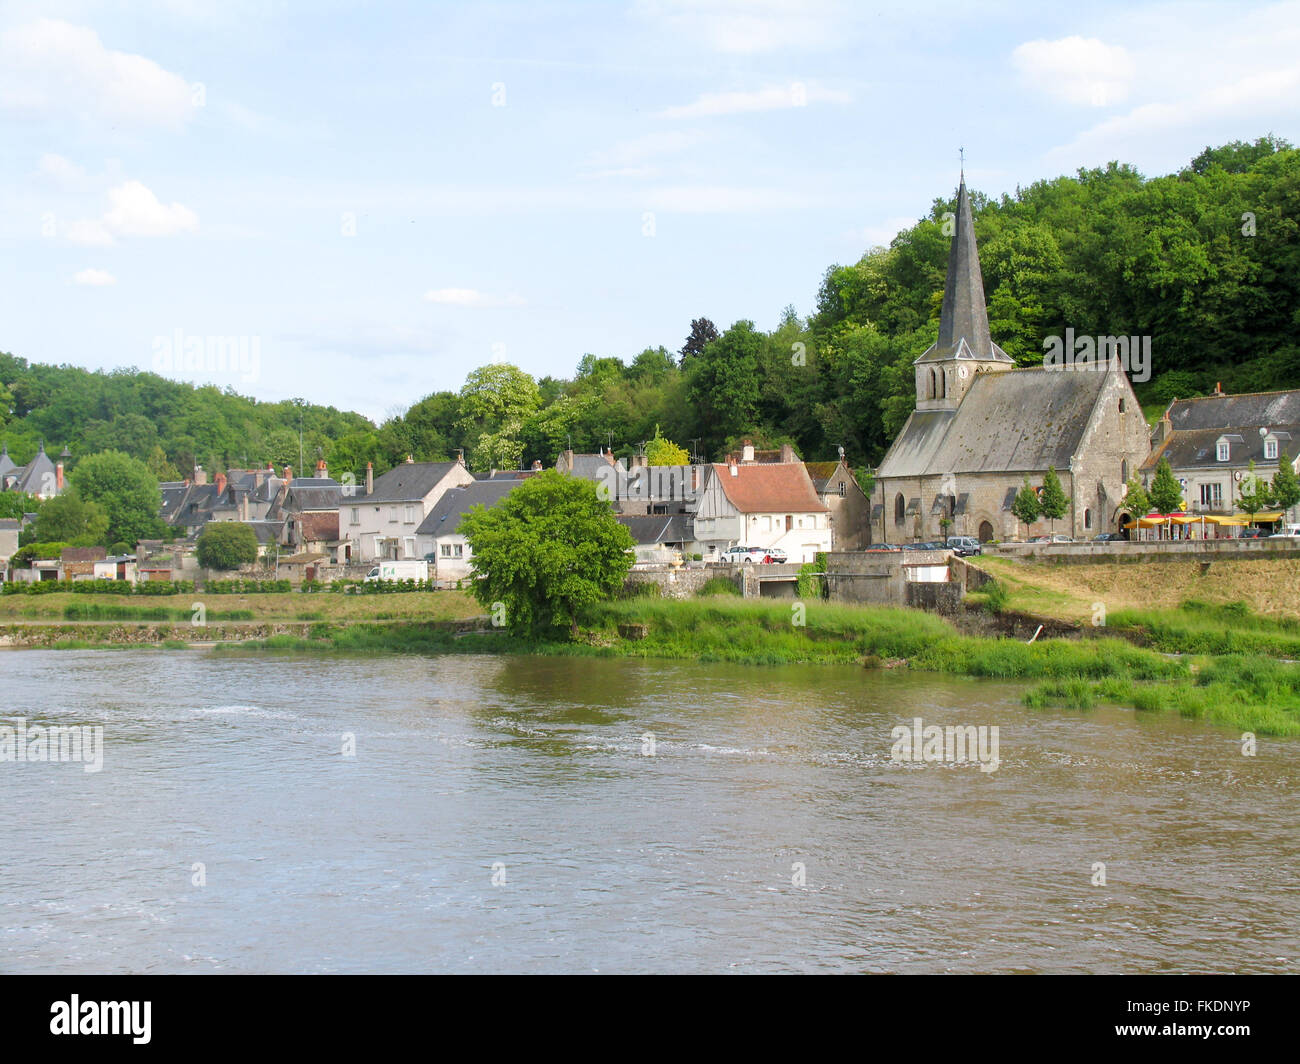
[1,649,1296,973]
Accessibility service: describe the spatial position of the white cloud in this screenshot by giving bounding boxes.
[37,152,86,186]
[635,0,845,54]
[73,268,115,286]
[102,180,199,237]
[0,19,196,127]
[658,82,850,119]
[1012,36,1136,107]
[423,288,524,307]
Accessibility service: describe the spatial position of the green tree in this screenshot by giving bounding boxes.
[1038,465,1068,533]
[1121,477,1150,518]
[645,425,689,466]
[1011,477,1041,539]
[1236,460,1273,517]
[32,491,109,546]
[459,469,634,637]
[0,491,38,520]
[679,317,719,364]
[1149,457,1185,515]
[71,451,166,547]
[1271,452,1300,514]
[196,522,259,570]
[457,363,540,471]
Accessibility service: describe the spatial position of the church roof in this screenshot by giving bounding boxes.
[914,177,1013,366]
[876,365,1115,478]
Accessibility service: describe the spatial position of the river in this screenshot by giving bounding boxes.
[1,649,1296,973]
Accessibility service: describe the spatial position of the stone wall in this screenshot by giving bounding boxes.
[625,566,744,599]
[993,539,1300,564]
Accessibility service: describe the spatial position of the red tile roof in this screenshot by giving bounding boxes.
[711,463,828,514]
[294,511,339,542]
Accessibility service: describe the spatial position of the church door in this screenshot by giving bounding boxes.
[978,520,994,543]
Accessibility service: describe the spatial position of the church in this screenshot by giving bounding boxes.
[872,175,1151,543]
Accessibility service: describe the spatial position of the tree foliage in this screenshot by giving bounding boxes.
[1149,457,1186,515]
[1271,452,1300,513]
[1011,477,1041,535]
[196,522,260,570]
[459,470,634,636]
[1039,466,1068,531]
[71,451,166,548]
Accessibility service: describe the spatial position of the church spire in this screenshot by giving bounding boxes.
[937,176,994,360]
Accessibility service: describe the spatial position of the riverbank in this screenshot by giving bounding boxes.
[211,597,1300,737]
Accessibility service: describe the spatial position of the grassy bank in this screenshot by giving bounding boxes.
[221,597,1300,737]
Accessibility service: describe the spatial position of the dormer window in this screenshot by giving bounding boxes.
[1217,440,1230,462]
[1265,438,1279,461]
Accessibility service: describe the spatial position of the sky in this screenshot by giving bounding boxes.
[1,0,1297,424]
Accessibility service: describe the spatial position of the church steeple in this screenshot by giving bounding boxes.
[914,171,1013,411]
[937,177,995,360]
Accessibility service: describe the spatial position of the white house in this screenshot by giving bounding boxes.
[693,459,832,562]
[414,479,522,581]
[345,457,474,562]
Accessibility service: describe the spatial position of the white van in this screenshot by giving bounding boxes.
[1271,524,1300,538]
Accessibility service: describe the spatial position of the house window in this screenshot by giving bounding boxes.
[440,544,451,557]
[1084,509,1092,529]
[388,506,398,522]
[1266,439,1279,461]
[350,507,359,525]
[785,515,793,532]
[403,537,416,558]
[1217,441,1230,462]
[404,505,417,524]
[1119,398,1126,413]
[1200,483,1223,507]
[453,544,464,558]
[837,481,846,496]
[1121,460,1129,482]
[894,493,905,524]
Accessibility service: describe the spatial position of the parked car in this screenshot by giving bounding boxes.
[1239,527,1268,539]
[763,548,788,564]
[902,540,947,550]
[1092,533,1125,543]
[720,545,771,564]
[946,536,982,556]
[1030,533,1074,543]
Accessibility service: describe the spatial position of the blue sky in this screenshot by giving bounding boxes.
[2,0,1297,423]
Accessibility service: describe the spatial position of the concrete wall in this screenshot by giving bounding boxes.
[625,566,743,599]
[994,538,1300,564]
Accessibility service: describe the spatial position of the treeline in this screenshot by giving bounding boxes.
[3,137,1297,483]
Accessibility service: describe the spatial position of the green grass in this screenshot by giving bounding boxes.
[1106,598,1300,657]
[59,602,256,622]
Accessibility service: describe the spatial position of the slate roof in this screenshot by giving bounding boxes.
[284,478,341,511]
[0,445,17,480]
[876,365,1113,478]
[0,519,19,531]
[365,461,463,503]
[1142,390,1300,471]
[415,479,521,537]
[13,443,57,495]
[558,453,627,479]
[244,520,285,544]
[709,463,828,514]
[618,514,693,545]
[915,177,1014,367]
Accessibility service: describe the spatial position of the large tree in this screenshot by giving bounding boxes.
[196,522,259,570]
[71,451,166,548]
[1148,457,1185,515]
[32,491,109,546]
[679,317,719,364]
[1271,453,1300,515]
[459,469,634,637]
[1011,477,1041,539]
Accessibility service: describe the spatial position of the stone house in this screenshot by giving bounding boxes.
[414,478,522,581]
[693,460,832,562]
[346,456,475,562]
[1142,388,1300,522]
[805,453,871,550]
[873,175,1151,543]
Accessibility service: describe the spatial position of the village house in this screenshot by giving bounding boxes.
[0,442,69,500]
[805,450,870,550]
[346,455,474,562]
[619,513,696,564]
[0,518,19,569]
[872,174,1151,543]
[414,478,522,581]
[693,459,832,562]
[1142,387,1300,525]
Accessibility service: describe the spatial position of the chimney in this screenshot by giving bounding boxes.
[316,459,327,479]
[531,460,542,471]
[1214,381,1223,396]
[692,466,700,492]
[56,462,64,492]
[405,454,414,464]
[632,453,648,470]
[215,472,228,497]
[728,457,738,478]
[563,448,574,472]
[779,443,796,464]
[283,465,292,481]
[742,440,755,463]
[194,464,207,486]
[240,492,249,521]
[456,448,465,465]
[365,462,374,495]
